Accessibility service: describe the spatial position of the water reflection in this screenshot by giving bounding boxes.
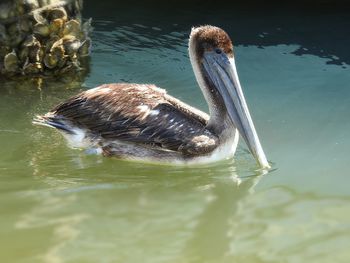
[16,157,264,262]
[182,175,260,263]
[12,156,350,263]
[15,191,88,263]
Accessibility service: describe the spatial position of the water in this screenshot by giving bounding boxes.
[1,2,350,262]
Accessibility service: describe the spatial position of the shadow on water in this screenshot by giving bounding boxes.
[84,0,350,66]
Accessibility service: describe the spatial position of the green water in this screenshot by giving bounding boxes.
[1,2,350,262]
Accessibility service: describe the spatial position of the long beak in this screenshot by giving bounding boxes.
[202,51,270,169]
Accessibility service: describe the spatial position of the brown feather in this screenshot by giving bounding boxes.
[48,83,219,156]
[190,25,234,57]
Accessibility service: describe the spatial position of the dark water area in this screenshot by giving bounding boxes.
[0,1,349,262]
[85,0,350,65]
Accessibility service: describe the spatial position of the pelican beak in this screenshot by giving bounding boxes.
[202,51,270,169]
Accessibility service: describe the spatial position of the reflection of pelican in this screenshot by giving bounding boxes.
[182,175,261,262]
[34,26,269,168]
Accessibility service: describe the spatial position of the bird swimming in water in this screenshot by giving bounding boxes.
[34,25,270,168]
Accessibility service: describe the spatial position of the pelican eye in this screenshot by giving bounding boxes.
[215,48,222,54]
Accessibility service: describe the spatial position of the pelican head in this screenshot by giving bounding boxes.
[189,25,270,168]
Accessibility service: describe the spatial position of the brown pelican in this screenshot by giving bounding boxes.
[34,25,270,168]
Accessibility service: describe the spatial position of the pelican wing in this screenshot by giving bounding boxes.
[49,84,218,156]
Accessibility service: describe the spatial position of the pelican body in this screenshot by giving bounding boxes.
[34,26,269,168]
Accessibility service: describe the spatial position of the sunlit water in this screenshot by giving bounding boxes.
[0,2,350,262]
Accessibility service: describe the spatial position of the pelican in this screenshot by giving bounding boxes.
[34,25,270,168]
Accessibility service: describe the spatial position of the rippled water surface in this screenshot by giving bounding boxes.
[0,2,350,262]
